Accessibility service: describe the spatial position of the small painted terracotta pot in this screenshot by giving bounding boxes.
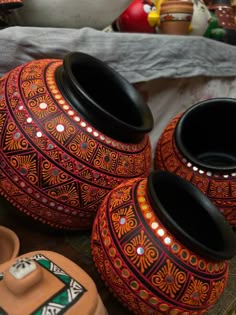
[160,0,193,35]
[154,98,236,227]
[0,52,153,230]
[0,0,23,10]
[0,250,108,314]
[91,170,236,315]
[0,226,20,265]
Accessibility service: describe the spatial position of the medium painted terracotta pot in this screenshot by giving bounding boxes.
[0,250,108,314]
[154,98,236,227]
[91,170,236,315]
[0,0,23,10]
[160,0,193,35]
[0,52,153,230]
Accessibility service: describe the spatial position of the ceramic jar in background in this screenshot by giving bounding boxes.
[0,250,108,315]
[160,0,194,35]
[91,170,236,315]
[155,98,236,227]
[0,52,153,230]
[0,0,23,9]
[190,0,212,36]
[0,226,20,265]
[8,0,133,29]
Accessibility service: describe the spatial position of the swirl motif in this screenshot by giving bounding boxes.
[112,205,138,238]
[45,114,76,144]
[93,146,118,172]
[21,62,44,80]
[208,181,229,198]
[68,133,96,161]
[48,183,80,207]
[28,95,57,119]
[208,279,226,305]
[10,154,38,184]
[151,259,186,299]
[42,160,70,185]
[116,154,134,176]
[3,122,29,151]
[124,230,159,273]
[21,80,46,98]
[181,278,209,306]
[109,184,133,209]
[81,183,108,206]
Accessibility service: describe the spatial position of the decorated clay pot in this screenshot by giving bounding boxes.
[0,0,23,10]
[208,0,236,30]
[154,98,236,227]
[91,170,236,315]
[0,226,20,265]
[0,52,153,230]
[160,0,194,35]
[0,250,108,314]
[112,0,160,33]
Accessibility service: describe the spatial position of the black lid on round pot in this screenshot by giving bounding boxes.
[55,52,154,143]
[147,170,236,261]
[175,98,236,172]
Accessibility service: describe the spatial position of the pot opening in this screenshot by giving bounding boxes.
[56,52,153,143]
[147,171,236,260]
[175,98,236,171]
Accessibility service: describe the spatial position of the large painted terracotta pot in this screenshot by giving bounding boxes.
[0,52,153,230]
[91,170,236,315]
[154,98,236,227]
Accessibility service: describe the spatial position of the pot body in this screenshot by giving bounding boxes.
[160,0,193,35]
[8,0,133,29]
[0,57,152,229]
[91,176,229,315]
[154,99,236,227]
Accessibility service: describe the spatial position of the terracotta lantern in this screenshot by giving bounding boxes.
[0,250,108,314]
[91,170,236,314]
[155,98,236,227]
[0,52,153,230]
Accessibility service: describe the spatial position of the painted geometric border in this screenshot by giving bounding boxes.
[0,254,87,315]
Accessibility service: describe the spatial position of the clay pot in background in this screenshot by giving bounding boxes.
[0,52,153,230]
[160,0,194,35]
[0,226,20,264]
[155,98,236,227]
[91,170,236,315]
[0,250,108,315]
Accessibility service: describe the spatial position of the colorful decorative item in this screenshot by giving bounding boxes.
[0,0,23,10]
[154,98,236,227]
[159,0,194,35]
[190,0,212,36]
[0,226,20,264]
[0,52,153,230]
[91,170,236,315]
[112,0,160,33]
[0,250,108,314]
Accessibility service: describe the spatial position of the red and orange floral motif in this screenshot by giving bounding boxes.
[181,278,209,306]
[112,205,138,238]
[152,259,186,298]
[124,230,159,273]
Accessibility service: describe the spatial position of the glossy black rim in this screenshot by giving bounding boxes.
[175,98,236,172]
[147,170,236,260]
[0,1,23,9]
[55,52,154,143]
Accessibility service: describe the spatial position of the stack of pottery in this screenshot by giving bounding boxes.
[159,0,194,35]
[0,52,153,230]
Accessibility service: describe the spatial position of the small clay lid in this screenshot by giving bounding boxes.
[0,226,20,265]
[0,250,108,315]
